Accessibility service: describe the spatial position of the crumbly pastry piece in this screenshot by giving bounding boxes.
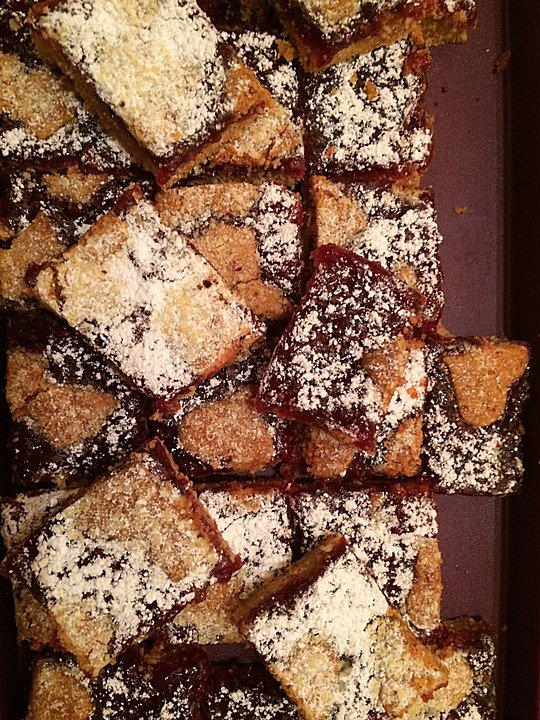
[0,2,134,175]
[238,534,449,720]
[30,0,274,187]
[0,169,151,309]
[303,39,432,183]
[208,662,302,720]
[311,177,444,330]
[5,311,148,489]
[25,656,95,720]
[32,187,264,402]
[0,486,80,649]
[7,439,241,677]
[257,244,423,454]
[289,480,441,630]
[196,31,305,183]
[303,337,427,479]
[152,346,295,476]
[423,336,530,495]
[266,0,476,72]
[156,182,304,323]
[165,483,294,644]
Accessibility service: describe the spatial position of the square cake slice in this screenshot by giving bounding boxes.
[289,480,441,631]
[5,311,148,489]
[311,177,444,330]
[164,482,294,644]
[423,336,530,495]
[30,0,273,186]
[6,438,241,676]
[238,534,449,720]
[266,0,476,72]
[303,39,432,184]
[32,187,264,402]
[257,244,423,453]
[156,182,304,324]
[152,346,296,476]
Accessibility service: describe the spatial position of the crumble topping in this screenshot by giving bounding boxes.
[35,0,234,157]
[304,40,431,175]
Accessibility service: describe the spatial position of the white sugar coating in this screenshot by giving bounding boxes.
[247,183,303,296]
[199,488,293,591]
[212,685,299,719]
[444,0,476,11]
[35,197,262,399]
[305,40,431,173]
[300,0,405,34]
[0,488,78,551]
[229,30,299,117]
[383,345,426,430]
[291,487,437,611]
[246,548,389,720]
[20,453,221,664]
[336,186,442,302]
[37,0,233,157]
[424,406,521,495]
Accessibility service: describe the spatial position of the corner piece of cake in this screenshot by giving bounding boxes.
[237,533,449,720]
[30,0,274,186]
[302,39,432,184]
[423,336,530,495]
[257,244,424,454]
[6,438,241,677]
[266,0,476,72]
[32,186,264,403]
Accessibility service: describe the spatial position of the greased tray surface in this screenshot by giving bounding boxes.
[1,0,539,717]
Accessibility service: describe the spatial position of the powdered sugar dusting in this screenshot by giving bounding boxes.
[304,40,431,175]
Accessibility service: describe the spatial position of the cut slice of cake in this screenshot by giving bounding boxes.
[266,0,476,72]
[6,438,241,676]
[423,336,529,494]
[302,39,432,184]
[257,244,423,453]
[238,533,449,720]
[32,186,264,403]
[30,0,274,186]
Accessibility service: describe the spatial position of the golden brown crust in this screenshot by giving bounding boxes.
[178,386,276,474]
[43,168,109,205]
[311,176,367,248]
[26,658,94,720]
[303,425,358,479]
[444,337,529,426]
[375,415,423,478]
[405,537,442,631]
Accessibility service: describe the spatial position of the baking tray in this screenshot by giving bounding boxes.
[0,0,538,717]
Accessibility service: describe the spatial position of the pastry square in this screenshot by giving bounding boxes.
[25,656,96,720]
[165,482,294,643]
[303,337,427,479]
[5,311,148,489]
[303,39,432,183]
[156,182,304,324]
[7,439,241,676]
[423,336,530,494]
[32,187,264,402]
[257,244,423,453]
[0,486,79,649]
[196,31,304,182]
[289,480,441,630]
[0,168,150,309]
[152,347,296,476]
[267,0,476,72]
[311,176,444,330]
[208,662,302,720]
[30,0,273,187]
[238,534,449,720]
[0,2,134,175]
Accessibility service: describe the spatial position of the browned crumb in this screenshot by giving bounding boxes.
[311,176,367,248]
[405,538,442,630]
[444,338,529,426]
[364,79,378,101]
[376,415,423,478]
[493,49,511,74]
[43,169,109,205]
[453,206,468,215]
[303,425,358,479]
[26,659,94,720]
[276,38,296,62]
